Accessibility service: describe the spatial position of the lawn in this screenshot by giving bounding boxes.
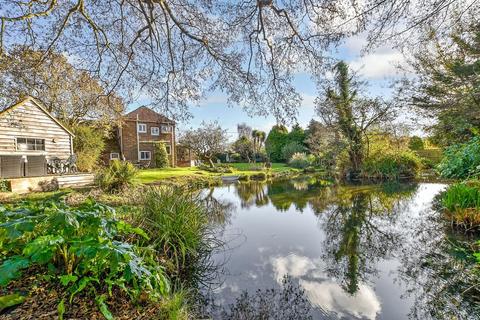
[229,162,292,172]
[137,163,297,184]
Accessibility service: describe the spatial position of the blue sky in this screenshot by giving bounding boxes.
[130,33,411,141]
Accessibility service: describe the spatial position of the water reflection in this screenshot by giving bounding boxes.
[321,184,417,295]
[202,179,478,319]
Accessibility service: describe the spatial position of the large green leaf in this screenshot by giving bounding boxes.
[0,256,30,286]
[0,293,26,311]
[22,235,64,264]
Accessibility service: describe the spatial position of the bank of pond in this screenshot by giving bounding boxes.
[0,176,479,319]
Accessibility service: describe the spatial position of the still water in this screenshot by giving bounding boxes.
[201,177,479,319]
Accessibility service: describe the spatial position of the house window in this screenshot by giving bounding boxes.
[151,127,159,136]
[110,153,120,160]
[137,123,147,133]
[16,138,45,151]
[161,125,172,133]
[139,151,151,160]
[165,145,171,155]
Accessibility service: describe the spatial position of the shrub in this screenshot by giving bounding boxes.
[95,160,138,192]
[250,172,267,180]
[73,125,106,172]
[288,153,311,169]
[238,175,250,181]
[155,142,170,168]
[0,200,169,318]
[361,151,421,180]
[442,182,480,229]
[438,136,480,179]
[408,136,424,150]
[0,179,10,192]
[281,142,306,162]
[198,163,233,173]
[133,187,214,283]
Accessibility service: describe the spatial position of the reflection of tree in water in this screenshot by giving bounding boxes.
[232,177,333,212]
[321,183,418,294]
[203,187,235,227]
[396,209,480,319]
[235,182,269,208]
[219,275,313,320]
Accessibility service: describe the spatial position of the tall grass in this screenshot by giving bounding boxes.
[442,182,480,229]
[133,186,220,287]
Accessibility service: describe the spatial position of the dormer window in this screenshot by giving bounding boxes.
[151,127,159,136]
[137,123,147,133]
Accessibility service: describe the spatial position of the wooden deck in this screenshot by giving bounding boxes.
[7,173,95,193]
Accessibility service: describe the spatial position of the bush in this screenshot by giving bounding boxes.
[0,179,10,192]
[288,153,311,169]
[0,200,169,318]
[155,142,170,168]
[408,136,425,150]
[250,172,267,180]
[438,136,480,179]
[281,142,306,162]
[198,163,233,173]
[95,160,138,192]
[361,151,421,180]
[133,187,214,283]
[442,182,480,229]
[73,125,106,172]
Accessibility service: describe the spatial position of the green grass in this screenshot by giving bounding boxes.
[137,163,297,184]
[441,181,480,229]
[229,162,292,172]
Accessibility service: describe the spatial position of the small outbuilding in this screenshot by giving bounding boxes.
[0,97,74,178]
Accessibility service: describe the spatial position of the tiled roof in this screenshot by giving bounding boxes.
[125,106,174,124]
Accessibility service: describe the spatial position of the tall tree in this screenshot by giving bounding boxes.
[265,125,289,162]
[0,0,475,120]
[179,121,228,167]
[252,130,266,163]
[315,61,393,178]
[233,136,254,163]
[0,48,124,130]
[402,23,480,146]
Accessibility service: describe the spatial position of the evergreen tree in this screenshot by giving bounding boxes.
[408,23,480,146]
[265,125,289,162]
[154,142,170,168]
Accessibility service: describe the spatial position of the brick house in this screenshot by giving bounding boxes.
[103,106,180,167]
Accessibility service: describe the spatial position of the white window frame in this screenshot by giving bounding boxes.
[137,123,147,133]
[110,152,120,160]
[139,151,151,160]
[161,125,172,133]
[16,137,45,151]
[165,145,171,155]
[151,126,160,136]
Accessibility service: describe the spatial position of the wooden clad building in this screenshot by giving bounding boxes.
[0,97,74,178]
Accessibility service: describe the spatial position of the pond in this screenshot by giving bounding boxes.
[200,177,480,319]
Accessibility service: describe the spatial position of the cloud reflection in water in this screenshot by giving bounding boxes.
[271,253,381,320]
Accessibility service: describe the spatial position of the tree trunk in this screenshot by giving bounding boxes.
[207,158,214,168]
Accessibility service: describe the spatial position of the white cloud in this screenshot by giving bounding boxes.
[270,254,382,320]
[300,93,316,109]
[349,51,407,79]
